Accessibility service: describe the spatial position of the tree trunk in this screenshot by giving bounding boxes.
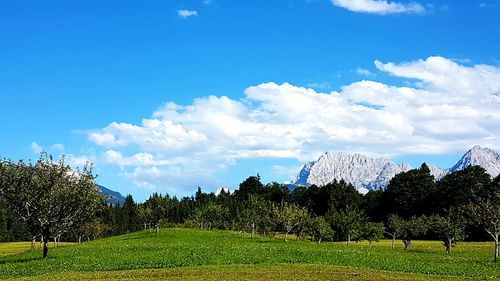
[251,223,255,239]
[392,235,395,250]
[156,225,159,237]
[43,237,49,258]
[318,237,322,244]
[284,231,288,241]
[31,236,36,251]
[446,238,452,254]
[495,240,499,262]
[78,235,82,243]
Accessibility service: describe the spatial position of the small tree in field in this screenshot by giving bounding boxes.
[362,222,385,247]
[401,216,427,250]
[385,214,404,249]
[274,203,309,241]
[328,207,364,246]
[241,195,268,238]
[309,216,333,243]
[429,213,465,254]
[138,205,153,231]
[0,154,103,258]
[468,195,500,261]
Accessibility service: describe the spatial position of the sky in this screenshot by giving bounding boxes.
[1,0,499,201]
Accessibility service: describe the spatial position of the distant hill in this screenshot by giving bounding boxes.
[97,184,126,205]
[292,146,500,194]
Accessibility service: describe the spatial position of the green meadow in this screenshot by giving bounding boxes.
[0,228,498,280]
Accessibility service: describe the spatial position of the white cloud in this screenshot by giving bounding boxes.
[87,56,500,193]
[31,142,43,154]
[51,143,65,152]
[65,154,93,167]
[331,0,425,15]
[178,9,198,18]
[355,67,374,76]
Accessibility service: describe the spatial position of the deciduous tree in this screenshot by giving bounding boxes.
[0,154,103,258]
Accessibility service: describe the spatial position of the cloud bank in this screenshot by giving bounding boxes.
[87,56,500,192]
[331,0,425,15]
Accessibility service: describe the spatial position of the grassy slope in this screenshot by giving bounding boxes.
[0,228,498,280]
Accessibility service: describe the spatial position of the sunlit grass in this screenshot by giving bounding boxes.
[0,228,497,280]
[0,241,76,257]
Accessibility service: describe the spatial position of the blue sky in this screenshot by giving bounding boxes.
[1,0,499,201]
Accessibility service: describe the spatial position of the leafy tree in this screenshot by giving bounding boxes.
[234,175,264,201]
[137,205,153,231]
[362,190,384,222]
[436,166,492,214]
[328,207,364,246]
[195,203,229,230]
[0,154,103,258]
[362,222,385,247]
[401,216,428,250]
[383,164,437,218]
[273,202,309,241]
[429,214,465,254]
[241,195,269,238]
[385,214,405,250]
[79,221,112,241]
[308,216,333,243]
[467,186,500,261]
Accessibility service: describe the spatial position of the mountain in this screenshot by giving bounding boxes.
[292,152,412,194]
[291,146,500,194]
[98,185,126,205]
[449,145,500,177]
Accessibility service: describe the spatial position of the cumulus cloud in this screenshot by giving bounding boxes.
[87,56,500,193]
[178,9,198,18]
[31,142,44,154]
[331,0,425,15]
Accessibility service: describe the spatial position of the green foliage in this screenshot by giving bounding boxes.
[0,154,104,257]
[437,166,492,214]
[234,174,264,201]
[308,216,334,243]
[194,202,229,230]
[362,222,385,246]
[0,205,7,242]
[401,216,428,250]
[273,202,309,241]
[467,189,500,261]
[429,214,465,254]
[386,214,405,249]
[328,207,364,245]
[383,164,437,218]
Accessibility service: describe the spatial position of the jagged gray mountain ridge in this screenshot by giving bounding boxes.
[292,146,500,194]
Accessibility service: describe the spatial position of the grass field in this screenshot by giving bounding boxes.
[0,228,498,280]
[0,241,75,258]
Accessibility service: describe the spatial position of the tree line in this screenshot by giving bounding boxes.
[1,155,499,261]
